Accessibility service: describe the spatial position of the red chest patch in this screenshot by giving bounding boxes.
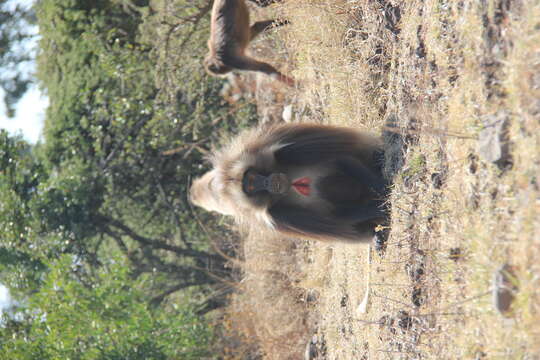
[292,177,311,196]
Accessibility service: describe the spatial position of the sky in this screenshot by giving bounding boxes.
[0,285,11,311]
[0,0,48,144]
[0,0,44,315]
[0,86,48,143]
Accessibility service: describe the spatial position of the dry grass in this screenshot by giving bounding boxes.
[276,0,393,130]
[222,0,540,359]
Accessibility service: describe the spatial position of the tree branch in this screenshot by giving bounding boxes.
[97,214,222,262]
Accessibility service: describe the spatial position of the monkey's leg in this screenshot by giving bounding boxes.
[338,200,387,222]
[336,157,388,196]
[227,56,295,86]
[250,19,290,41]
[350,222,376,240]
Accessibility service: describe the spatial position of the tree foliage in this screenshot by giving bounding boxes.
[1,255,213,360]
[1,0,258,355]
[30,0,255,303]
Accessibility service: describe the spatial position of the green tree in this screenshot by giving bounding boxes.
[0,130,47,293]
[0,254,213,360]
[33,0,254,307]
[0,0,260,356]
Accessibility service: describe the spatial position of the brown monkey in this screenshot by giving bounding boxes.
[204,0,294,86]
[190,123,389,242]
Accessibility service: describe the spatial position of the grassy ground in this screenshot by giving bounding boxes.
[221,0,539,359]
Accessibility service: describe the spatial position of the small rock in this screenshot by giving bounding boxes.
[405,249,426,282]
[397,310,413,330]
[412,286,424,307]
[282,104,293,122]
[492,264,518,316]
[468,153,478,174]
[305,290,319,304]
[477,111,510,166]
[448,247,462,262]
[304,334,326,360]
[304,335,318,360]
[431,172,444,189]
[340,294,349,307]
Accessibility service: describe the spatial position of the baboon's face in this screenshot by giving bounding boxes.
[190,155,282,222]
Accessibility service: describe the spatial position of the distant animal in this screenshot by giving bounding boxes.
[190,123,389,242]
[204,0,294,86]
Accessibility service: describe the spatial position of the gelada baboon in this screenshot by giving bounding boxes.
[204,0,294,86]
[190,123,389,242]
